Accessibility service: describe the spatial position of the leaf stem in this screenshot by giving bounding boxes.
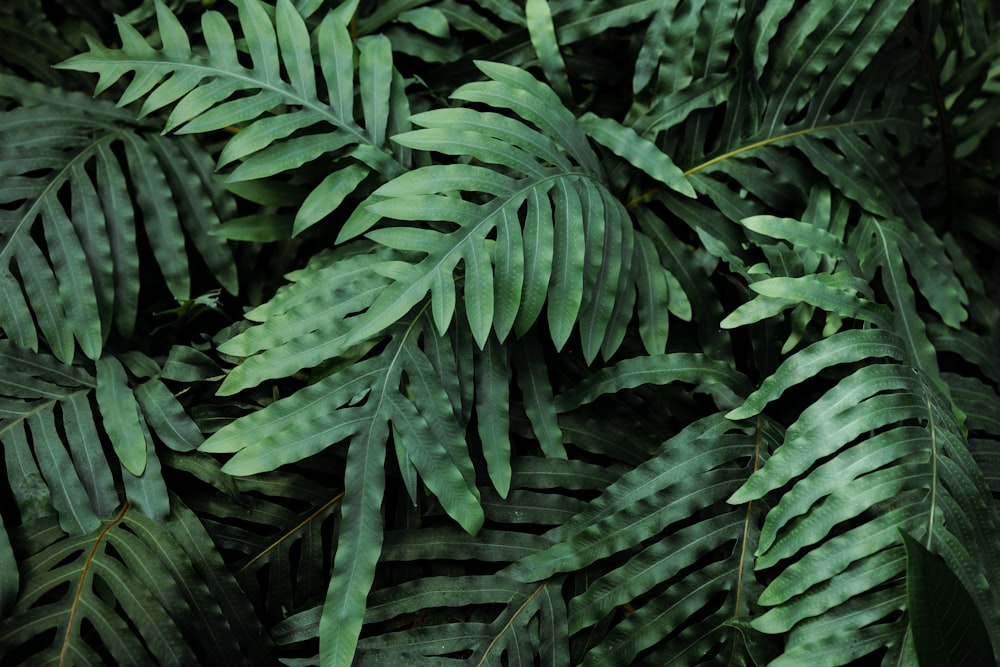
[476,580,549,666]
[60,503,129,667]
[237,492,344,575]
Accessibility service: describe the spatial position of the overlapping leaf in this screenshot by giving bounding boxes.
[166,450,343,626]
[269,455,618,664]
[11,2,1000,667]
[505,412,772,667]
[725,331,1000,663]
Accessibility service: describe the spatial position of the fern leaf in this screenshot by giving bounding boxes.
[901,530,997,667]
[204,311,486,664]
[57,0,407,233]
[512,333,566,459]
[506,413,764,666]
[96,357,148,477]
[215,246,393,395]
[726,329,908,421]
[319,414,387,667]
[273,458,605,662]
[0,505,270,664]
[0,77,235,355]
[579,113,695,197]
[852,214,963,392]
[28,406,102,536]
[526,0,571,104]
[0,513,15,618]
[135,379,204,453]
[343,62,672,361]
[476,334,512,497]
[726,354,1000,657]
[0,341,206,530]
[554,353,750,413]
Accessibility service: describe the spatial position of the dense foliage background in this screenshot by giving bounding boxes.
[1,0,999,664]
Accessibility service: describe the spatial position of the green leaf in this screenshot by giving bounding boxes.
[547,178,585,350]
[0,513,16,618]
[294,164,370,235]
[29,407,102,536]
[477,334,512,498]
[900,530,997,667]
[555,353,750,413]
[513,334,566,459]
[359,35,393,148]
[0,506,266,664]
[579,112,695,197]
[525,0,572,104]
[135,379,203,452]
[319,418,387,667]
[726,329,907,421]
[96,356,147,476]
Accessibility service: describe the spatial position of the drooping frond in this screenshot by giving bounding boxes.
[341,60,691,361]
[0,340,211,536]
[726,328,1000,663]
[202,281,484,664]
[0,504,272,665]
[0,75,236,362]
[57,0,412,235]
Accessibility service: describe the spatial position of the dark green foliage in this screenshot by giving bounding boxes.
[1,0,999,665]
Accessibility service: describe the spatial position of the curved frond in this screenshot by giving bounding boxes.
[0,75,235,360]
[56,0,411,234]
[343,60,690,361]
[505,413,768,666]
[0,341,207,530]
[0,505,272,666]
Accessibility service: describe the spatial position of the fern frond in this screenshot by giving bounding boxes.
[341,61,689,361]
[0,341,208,531]
[726,338,1000,661]
[0,504,272,665]
[505,412,766,666]
[203,306,483,666]
[0,75,235,360]
[57,0,409,235]
[166,450,341,627]
[270,454,617,664]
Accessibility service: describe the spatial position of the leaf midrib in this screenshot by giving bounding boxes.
[76,54,395,167]
[0,132,118,269]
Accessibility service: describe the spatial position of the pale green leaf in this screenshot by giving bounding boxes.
[319,419,388,667]
[135,379,203,452]
[318,12,355,122]
[727,329,908,420]
[294,164,369,235]
[547,178,584,350]
[276,0,315,100]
